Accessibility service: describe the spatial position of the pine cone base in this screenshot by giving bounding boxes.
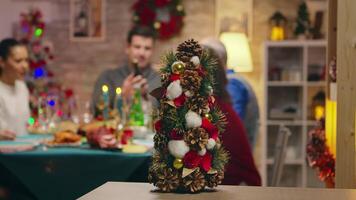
[206,171,224,188]
[153,167,181,192]
[182,169,206,193]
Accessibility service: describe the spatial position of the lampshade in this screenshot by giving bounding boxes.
[219,32,253,72]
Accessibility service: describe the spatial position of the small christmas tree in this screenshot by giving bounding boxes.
[149,39,229,193]
[294,2,310,38]
[19,8,76,128]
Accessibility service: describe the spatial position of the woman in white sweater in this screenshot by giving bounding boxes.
[0,38,30,140]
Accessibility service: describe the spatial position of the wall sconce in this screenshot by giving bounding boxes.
[219,32,253,72]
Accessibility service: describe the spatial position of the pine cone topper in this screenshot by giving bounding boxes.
[176,39,203,62]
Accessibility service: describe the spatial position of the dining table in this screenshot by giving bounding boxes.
[0,134,152,200]
[79,182,356,200]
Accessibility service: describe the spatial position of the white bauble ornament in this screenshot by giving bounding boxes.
[185,110,202,128]
[166,80,182,100]
[206,138,216,150]
[207,85,214,95]
[190,56,200,66]
[198,148,207,156]
[168,140,190,158]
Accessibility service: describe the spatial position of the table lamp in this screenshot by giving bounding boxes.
[219,32,253,72]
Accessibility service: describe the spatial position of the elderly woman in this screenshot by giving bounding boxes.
[202,39,261,186]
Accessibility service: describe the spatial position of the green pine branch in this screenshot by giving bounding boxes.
[212,146,230,171]
[160,51,177,74]
[211,106,228,133]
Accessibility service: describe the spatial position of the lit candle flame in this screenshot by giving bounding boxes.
[102,85,109,93]
[116,87,122,95]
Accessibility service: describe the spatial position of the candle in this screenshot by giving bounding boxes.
[102,84,109,120]
[115,87,123,116]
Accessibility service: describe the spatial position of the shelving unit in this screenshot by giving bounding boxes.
[262,40,327,187]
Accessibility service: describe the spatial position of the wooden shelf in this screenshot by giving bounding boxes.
[267,120,304,126]
[307,121,319,126]
[265,40,326,47]
[263,40,326,187]
[267,158,305,165]
[268,81,303,87]
[307,82,327,87]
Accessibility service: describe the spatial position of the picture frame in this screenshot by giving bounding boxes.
[69,0,106,42]
[215,0,253,40]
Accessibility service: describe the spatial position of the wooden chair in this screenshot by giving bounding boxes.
[271,125,291,186]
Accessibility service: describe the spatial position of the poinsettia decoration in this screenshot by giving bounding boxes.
[148,39,229,193]
[131,0,185,39]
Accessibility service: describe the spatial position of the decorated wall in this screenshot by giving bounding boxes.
[0,0,318,114]
[0,0,308,164]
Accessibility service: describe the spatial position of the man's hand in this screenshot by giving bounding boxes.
[0,130,16,140]
[122,74,148,100]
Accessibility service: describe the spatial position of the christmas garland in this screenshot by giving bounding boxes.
[306,119,335,187]
[131,0,185,39]
[148,39,229,193]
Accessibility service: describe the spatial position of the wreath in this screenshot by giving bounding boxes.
[132,0,185,39]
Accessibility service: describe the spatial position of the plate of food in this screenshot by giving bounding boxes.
[27,125,50,135]
[44,130,82,147]
[0,141,37,153]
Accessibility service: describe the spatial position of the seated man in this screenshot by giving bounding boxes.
[92,26,160,116]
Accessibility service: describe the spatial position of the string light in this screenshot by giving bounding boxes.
[28,117,35,125]
[35,28,43,37]
[33,68,46,79]
[47,99,55,107]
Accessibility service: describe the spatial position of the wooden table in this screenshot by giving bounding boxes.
[78,182,356,200]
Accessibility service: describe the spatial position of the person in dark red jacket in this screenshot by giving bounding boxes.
[217,98,261,186]
[202,39,261,186]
